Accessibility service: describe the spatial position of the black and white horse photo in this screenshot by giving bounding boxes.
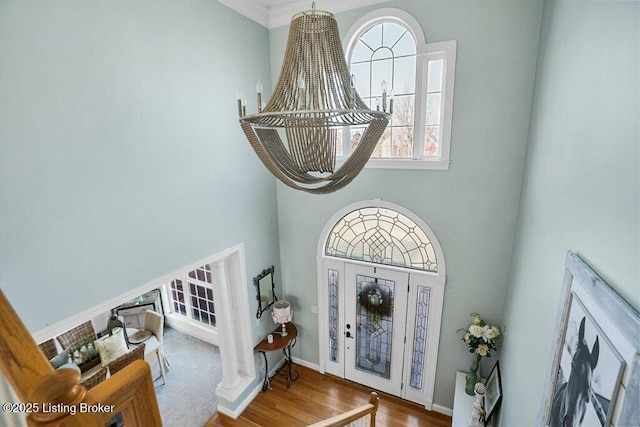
[550,316,601,426]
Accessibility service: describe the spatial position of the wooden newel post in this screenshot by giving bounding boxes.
[26,369,86,426]
[0,290,163,427]
[0,290,54,401]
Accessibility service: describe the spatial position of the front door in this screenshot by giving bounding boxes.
[344,263,409,397]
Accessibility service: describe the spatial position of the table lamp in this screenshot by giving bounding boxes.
[272,300,292,336]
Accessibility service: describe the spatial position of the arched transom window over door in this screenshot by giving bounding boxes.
[318,200,446,410]
[325,206,438,272]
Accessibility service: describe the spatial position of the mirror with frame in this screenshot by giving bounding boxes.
[254,265,277,319]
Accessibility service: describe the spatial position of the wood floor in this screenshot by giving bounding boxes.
[206,364,451,427]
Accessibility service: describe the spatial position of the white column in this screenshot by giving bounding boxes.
[211,260,241,390]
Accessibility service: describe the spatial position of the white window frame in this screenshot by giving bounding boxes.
[340,8,456,170]
[167,272,217,328]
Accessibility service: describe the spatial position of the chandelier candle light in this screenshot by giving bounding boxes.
[238,2,391,194]
[272,300,293,337]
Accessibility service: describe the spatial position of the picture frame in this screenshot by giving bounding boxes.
[539,252,640,426]
[484,360,502,423]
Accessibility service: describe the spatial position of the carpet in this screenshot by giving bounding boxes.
[154,327,222,427]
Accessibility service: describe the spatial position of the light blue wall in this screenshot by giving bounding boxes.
[5,0,634,421]
[270,0,543,409]
[0,1,280,335]
[499,1,639,425]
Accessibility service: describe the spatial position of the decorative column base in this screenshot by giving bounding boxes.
[215,375,254,419]
[467,382,486,427]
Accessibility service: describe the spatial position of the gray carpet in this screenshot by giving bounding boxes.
[154,327,222,427]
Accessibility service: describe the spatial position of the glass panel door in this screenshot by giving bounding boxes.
[344,263,408,397]
[355,274,395,379]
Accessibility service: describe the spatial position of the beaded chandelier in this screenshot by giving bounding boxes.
[238,4,390,194]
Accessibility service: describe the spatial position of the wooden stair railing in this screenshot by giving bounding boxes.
[308,392,379,427]
[0,290,162,426]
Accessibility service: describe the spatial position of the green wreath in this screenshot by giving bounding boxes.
[358,283,392,319]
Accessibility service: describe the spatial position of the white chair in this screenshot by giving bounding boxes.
[143,310,169,384]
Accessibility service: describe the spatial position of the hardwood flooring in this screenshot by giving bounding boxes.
[206,364,451,427]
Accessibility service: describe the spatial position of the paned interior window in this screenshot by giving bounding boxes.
[425,59,443,156]
[167,263,216,327]
[189,283,216,326]
[188,264,212,283]
[349,21,417,158]
[170,280,186,315]
[325,207,438,272]
[343,11,456,168]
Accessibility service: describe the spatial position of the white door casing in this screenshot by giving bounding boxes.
[317,199,446,409]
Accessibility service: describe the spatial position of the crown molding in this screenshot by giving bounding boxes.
[218,0,391,29]
[218,0,270,28]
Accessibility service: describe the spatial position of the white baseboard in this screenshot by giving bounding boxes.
[239,355,454,419]
[216,383,261,420]
[432,403,453,416]
[165,315,218,346]
[291,357,452,417]
[218,359,287,419]
[291,357,319,372]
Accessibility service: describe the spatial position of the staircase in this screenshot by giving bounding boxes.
[0,290,163,426]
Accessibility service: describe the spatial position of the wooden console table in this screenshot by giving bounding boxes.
[254,323,299,392]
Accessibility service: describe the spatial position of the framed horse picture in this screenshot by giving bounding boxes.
[539,252,640,427]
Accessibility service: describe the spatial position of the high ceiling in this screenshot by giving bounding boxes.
[218,0,390,29]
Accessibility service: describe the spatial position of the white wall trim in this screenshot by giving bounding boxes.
[291,356,450,415]
[218,0,392,29]
[343,7,426,51]
[432,403,453,417]
[165,313,219,346]
[31,244,246,343]
[291,357,320,372]
[217,0,269,27]
[216,379,261,419]
[215,374,253,402]
[316,199,447,277]
[335,158,450,171]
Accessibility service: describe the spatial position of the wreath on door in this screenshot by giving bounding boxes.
[358,282,392,323]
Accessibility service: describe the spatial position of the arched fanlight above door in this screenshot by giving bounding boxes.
[324,206,439,273]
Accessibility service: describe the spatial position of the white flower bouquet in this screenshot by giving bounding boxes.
[459,313,502,357]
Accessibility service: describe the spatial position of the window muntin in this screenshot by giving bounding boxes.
[325,207,438,272]
[348,22,417,159]
[342,11,456,170]
[425,59,443,157]
[167,263,216,327]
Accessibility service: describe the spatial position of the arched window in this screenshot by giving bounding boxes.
[341,9,456,170]
[348,21,417,159]
[325,206,438,272]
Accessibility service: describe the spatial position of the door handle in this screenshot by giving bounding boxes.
[345,331,353,339]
